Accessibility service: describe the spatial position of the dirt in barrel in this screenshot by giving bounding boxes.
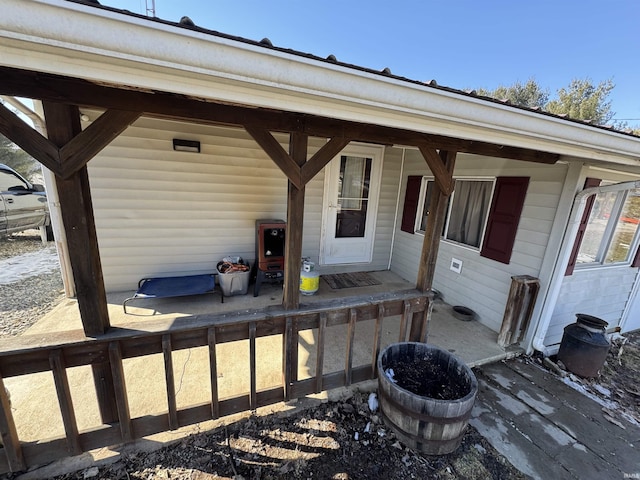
[387,356,470,400]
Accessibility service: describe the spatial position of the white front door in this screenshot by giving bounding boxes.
[320,144,384,265]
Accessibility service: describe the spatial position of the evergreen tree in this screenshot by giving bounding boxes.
[0,134,39,180]
[477,78,549,109]
[545,78,615,125]
[477,77,627,128]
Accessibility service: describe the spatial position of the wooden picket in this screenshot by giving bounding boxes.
[0,291,428,473]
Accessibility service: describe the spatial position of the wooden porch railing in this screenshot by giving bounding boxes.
[0,291,429,473]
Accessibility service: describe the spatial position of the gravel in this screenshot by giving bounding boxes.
[0,231,65,338]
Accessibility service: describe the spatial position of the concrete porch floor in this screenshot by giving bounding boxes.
[6,270,512,450]
[25,270,510,367]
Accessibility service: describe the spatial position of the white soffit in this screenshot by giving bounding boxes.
[2,0,640,165]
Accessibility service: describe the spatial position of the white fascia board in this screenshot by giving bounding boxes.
[3,0,640,166]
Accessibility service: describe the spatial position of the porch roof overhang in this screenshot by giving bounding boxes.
[2,0,640,169]
[0,0,639,338]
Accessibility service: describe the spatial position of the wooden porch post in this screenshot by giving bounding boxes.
[409,150,457,341]
[42,102,110,335]
[283,133,308,309]
[42,101,119,423]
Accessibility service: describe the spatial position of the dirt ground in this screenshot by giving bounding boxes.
[3,234,639,480]
[38,331,638,480]
[600,331,640,420]
[44,389,527,480]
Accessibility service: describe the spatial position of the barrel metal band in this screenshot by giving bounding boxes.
[380,409,464,451]
[378,385,472,425]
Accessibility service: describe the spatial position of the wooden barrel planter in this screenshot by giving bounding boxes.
[377,342,478,455]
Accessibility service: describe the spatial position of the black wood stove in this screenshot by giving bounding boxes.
[254,219,286,296]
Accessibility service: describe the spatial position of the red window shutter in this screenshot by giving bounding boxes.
[632,246,640,268]
[401,176,422,234]
[480,177,530,264]
[565,177,602,276]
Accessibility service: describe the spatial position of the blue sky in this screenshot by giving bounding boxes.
[104,0,639,125]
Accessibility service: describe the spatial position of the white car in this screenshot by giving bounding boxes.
[0,163,50,237]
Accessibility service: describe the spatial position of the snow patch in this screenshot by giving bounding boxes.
[367,392,378,412]
[0,245,60,284]
[592,384,611,397]
[384,368,396,383]
[561,376,617,410]
[516,390,556,415]
[529,414,574,446]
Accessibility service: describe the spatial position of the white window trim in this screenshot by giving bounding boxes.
[414,176,496,252]
[576,189,640,269]
[414,177,432,234]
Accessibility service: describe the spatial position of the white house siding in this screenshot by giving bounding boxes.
[390,150,569,333]
[87,115,396,292]
[621,270,640,333]
[544,267,637,347]
[543,167,640,348]
[370,146,401,271]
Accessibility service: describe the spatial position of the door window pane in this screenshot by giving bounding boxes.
[0,171,25,191]
[335,156,372,238]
